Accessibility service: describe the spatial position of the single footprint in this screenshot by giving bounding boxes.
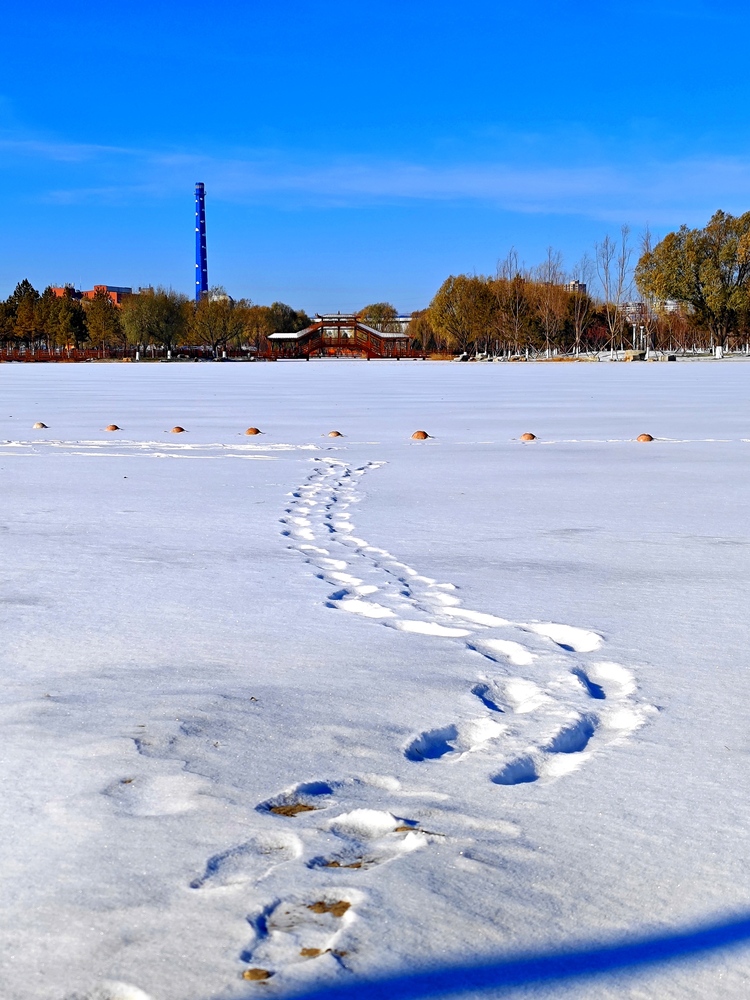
[191,831,302,889]
[328,595,396,619]
[470,677,549,715]
[471,683,504,712]
[469,638,536,666]
[241,892,362,975]
[307,808,427,870]
[587,662,651,734]
[523,622,603,653]
[391,619,471,638]
[258,781,336,817]
[405,717,504,762]
[571,667,606,700]
[491,713,598,785]
[103,772,209,817]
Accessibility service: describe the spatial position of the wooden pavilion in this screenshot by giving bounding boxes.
[267,314,412,359]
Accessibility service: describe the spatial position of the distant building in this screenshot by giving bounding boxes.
[50,284,133,306]
[564,280,587,295]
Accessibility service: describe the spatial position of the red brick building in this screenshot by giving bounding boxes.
[51,285,132,306]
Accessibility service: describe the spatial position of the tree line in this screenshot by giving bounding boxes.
[0,283,311,356]
[4,210,750,358]
[401,212,750,357]
[0,284,417,358]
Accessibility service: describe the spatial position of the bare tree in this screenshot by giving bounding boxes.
[633,227,662,357]
[535,247,566,357]
[657,304,691,355]
[493,248,532,356]
[569,253,595,356]
[595,226,633,356]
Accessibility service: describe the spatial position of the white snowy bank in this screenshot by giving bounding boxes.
[0,360,748,1000]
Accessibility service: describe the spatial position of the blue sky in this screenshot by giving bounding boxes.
[3,0,750,312]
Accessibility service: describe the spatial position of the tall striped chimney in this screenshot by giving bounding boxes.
[195,182,208,300]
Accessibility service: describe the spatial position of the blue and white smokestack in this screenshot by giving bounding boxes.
[195,182,208,300]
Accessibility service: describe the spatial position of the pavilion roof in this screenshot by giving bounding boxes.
[269,320,408,341]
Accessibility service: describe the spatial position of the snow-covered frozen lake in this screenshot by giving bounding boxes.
[1,359,748,1000]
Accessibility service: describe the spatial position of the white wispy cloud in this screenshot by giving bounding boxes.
[198,155,750,224]
[5,130,750,226]
[0,135,140,163]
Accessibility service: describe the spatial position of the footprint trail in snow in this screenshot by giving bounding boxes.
[281,457,653,785]
[191,457,654,989]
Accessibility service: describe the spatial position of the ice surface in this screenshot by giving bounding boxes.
[0,360,749,999]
